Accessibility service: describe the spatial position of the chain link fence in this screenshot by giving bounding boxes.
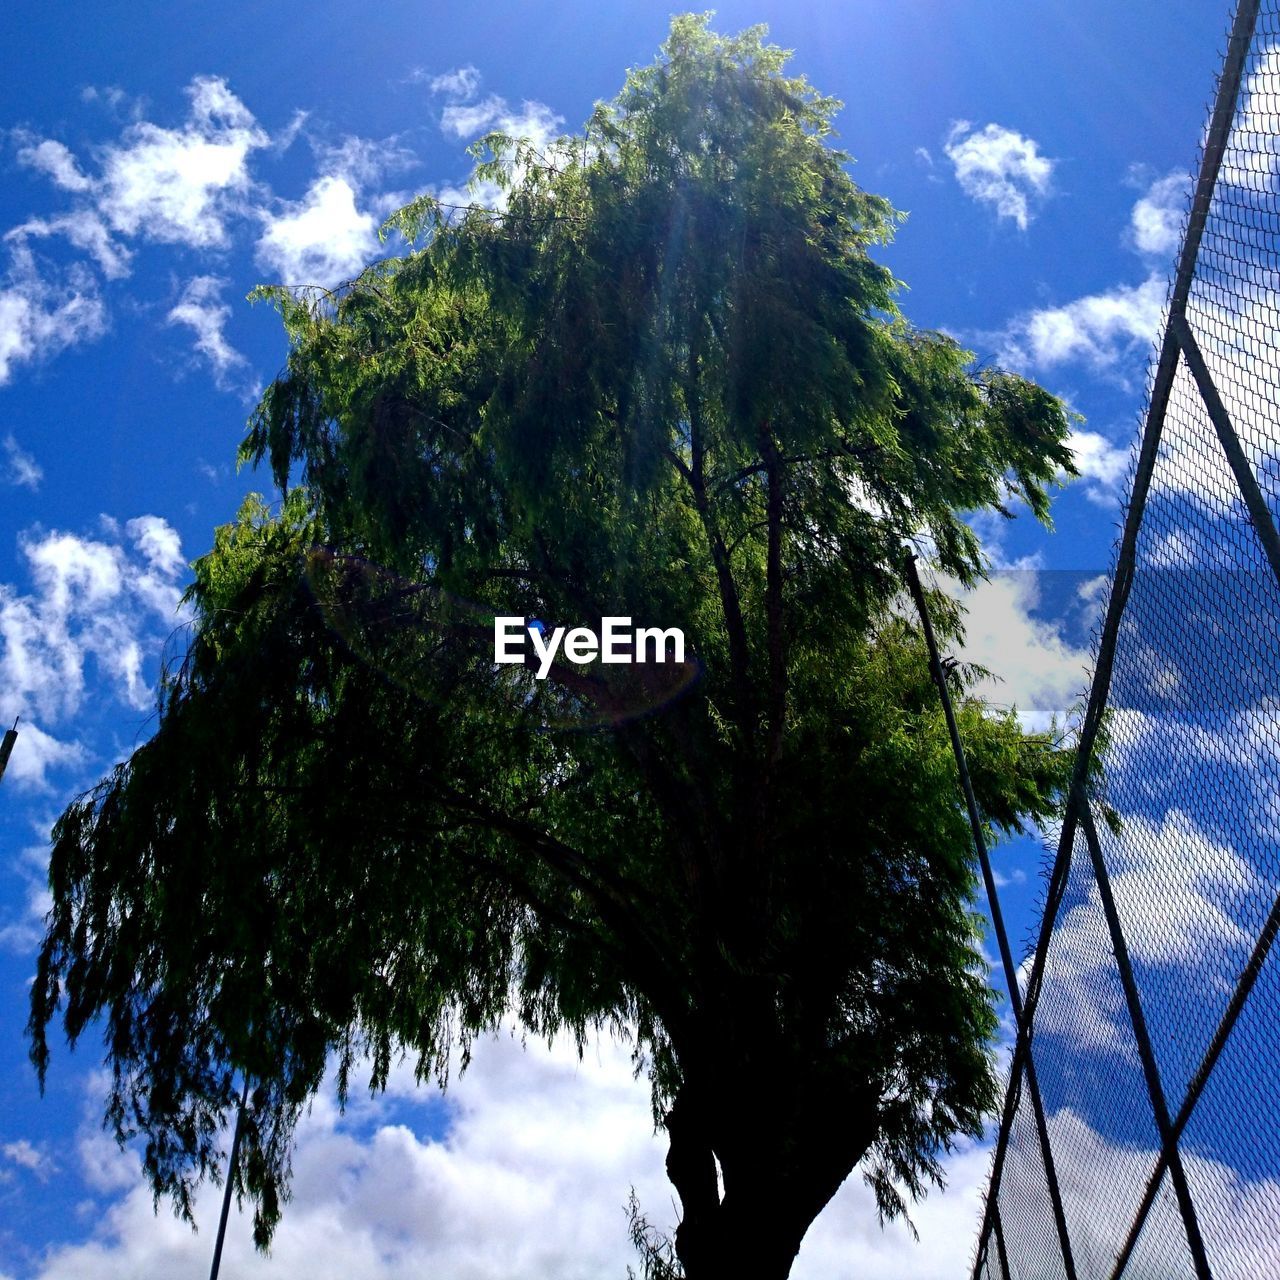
[962,2,1280,1275]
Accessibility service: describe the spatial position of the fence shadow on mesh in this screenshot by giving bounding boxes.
[964,3,1280,1276]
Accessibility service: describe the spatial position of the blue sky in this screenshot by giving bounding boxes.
[0,1,1261,1276]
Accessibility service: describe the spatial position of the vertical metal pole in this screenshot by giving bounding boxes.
[905,556,1078,1280]
[209,1078,250,1280]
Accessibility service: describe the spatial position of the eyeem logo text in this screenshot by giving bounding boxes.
[494,616,686,680]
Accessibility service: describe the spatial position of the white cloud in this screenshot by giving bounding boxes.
[0,836,56,951]
[1129,169,1189,257]
[1067,428,1130,503]
[29,1030,1014,1280]
[33,1024,1280,1280]
[424,65,483,99]
[15,137,94,193]
[255,174,380,286]
[127,514,184,578]
[995,271,1166,373]
[2,1140,52,1179]
[944,121,1055,230]
[318,134,417,188]
[0,244,107,385]
[166,274,251,392]
[94,76,269,248]
[954,572,1092,732]
[427,63,563,170]
[425,72,565,216]
[795,1139,993,1279]
[0,720,85,795]
[3,433,42,490]
[6,210,132,280]
[36,1032,674,1280]
[255,130,421,284]
[0,517,187,729]
[441,96,564,151]
[1093,811,1253,964]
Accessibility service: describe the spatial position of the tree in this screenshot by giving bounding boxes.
[30,17,1079,1279]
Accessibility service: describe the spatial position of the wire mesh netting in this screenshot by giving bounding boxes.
[968,2,1280,1276]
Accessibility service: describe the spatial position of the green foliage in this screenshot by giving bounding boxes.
[31,15,1078,1272]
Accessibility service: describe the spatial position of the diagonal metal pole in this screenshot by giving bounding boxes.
[1173,311,1280,587]
[970,1,1261,1269]
[0,718,18,785]
[905,555,1078,1280]
[993,1205,1013,1280]
[1077,803,1212,1279]
[209,1077,250,1280]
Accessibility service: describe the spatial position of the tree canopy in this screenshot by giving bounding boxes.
[30,16,1079,1278]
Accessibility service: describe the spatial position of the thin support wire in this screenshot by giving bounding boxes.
[209,1077,250,1280]
[905,553,1079,1280]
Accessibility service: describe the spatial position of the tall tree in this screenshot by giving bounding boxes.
[30,17,1079,1278]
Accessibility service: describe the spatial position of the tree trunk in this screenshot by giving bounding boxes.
[664,1078,875,1280]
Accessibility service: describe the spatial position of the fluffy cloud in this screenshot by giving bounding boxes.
[422,65,565,214]
[15,136,93,193]
[427,62,562,151]
[1030,1108,1280,1279]
[1,1139,52,1180]
[440,96,564,151]
[986,166,1191,377]
[0,245,106,386]
[1221,44,1280,189]
[0,836,57,953]
[29,1030,1004,1280]
[1068,427,1130,503]
[8,84,430,374]
[944,122,1055,230]
[0,515,185,796]
[15,77,267,254]
[35,1032,672,1280]
[3,434,42,490]
[254,132,416,286]
[0,516,186,733]
[29,1022,1280,1280]
[1129,168,1189,257]
[255,174,380,286]
[995,271,1166,374]
[0,721,85,795]
[6,210,132,280]
[166,274,251,392]
[95,76,269,247]
[421,65,482,99]
[953,571,1093,732]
